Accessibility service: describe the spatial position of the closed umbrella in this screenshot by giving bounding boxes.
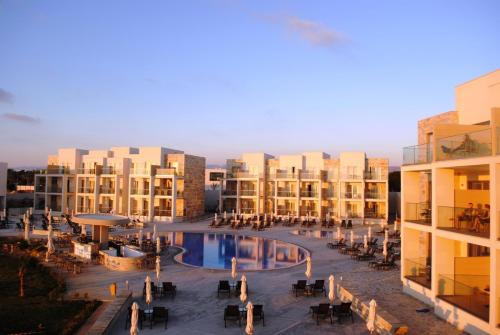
[384,228,389,242]
[394,220,398,232]
[145,275,152,307]
[366,299,377,333]
[223,211,227,220]
[326,212,330,222]
[383,239,388,260]
[305,256,312,280]
[138,229,143,247]
[156,236,161,254]
[240,274,247,303]
[364,234,368,249]
[45,223,55,262]
[328,274,335,303]
[24,215,30,243]
[350,231,354,245]
[130,301,139,335]
[156,256,161,285]
[152,223,158,241]
[336,227,341,240]
[214,213,218,221]
[231,257,237,281]
[245,301,254,335]
[368,226,372,240]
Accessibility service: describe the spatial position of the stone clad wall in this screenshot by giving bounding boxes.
[183,155,206,219]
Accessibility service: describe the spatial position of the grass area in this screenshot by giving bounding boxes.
[0,241,101,335]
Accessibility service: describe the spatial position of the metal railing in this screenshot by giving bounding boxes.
[156,168,182,176]
[76,168,98,174]
[131,209,149,216]
[437,206,490,238]
[299,210,319,217]
[77,206,93,213]
[154,209,172,217]
[99,186,115,194]
[240,190,257,196]
[436,128,492,161]
[154,187,173,196]
[405,202,431,225]
[45,166,72,174]
[130,188,150,195]
[365,191,384,199]
[300,191,318,198]
[240,208,256,214]
[276,209,296,215]
[226,171,260,179]
[341,174,363,180]
[437,274,490,322]
[364,171,387,180]
[403,143,433,165]
[268,172,298,179]
[404,258,431,289]
[78,187,95,194]
[277,190,296,197]
[323,190,336,198]
[299,171,321,179]
[101,167,121,174]
[342,192,362,199]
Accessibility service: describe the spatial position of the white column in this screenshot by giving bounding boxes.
[94,175,99,213]
[127,176,132,217]
[219,179,223,212]
[149,176,155,222]
[274,181,278,216]
[256,178,260,215]
[236,180,241,214]
[61,176,67,214]
[171,176,177,222]
[488,162,498,328]
[318,179,323,219]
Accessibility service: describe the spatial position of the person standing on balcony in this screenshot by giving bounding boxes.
[458,203,474,229]
[472,204,489,233]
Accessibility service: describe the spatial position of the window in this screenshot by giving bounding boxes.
[209,172,224,181]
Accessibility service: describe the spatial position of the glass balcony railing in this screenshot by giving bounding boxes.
[154,209,172,217]
[156,168,182,176]
[240,207,256,214]
[35,185,46,192]
[299,171,321,179]
[99,186,115,194]
[299,210,319,217]
[240,190,257,196]
[154,187,173,196]
[47,186,63,193]
[101,167,121,175]
[365,191,384,199]
[131,209,149,216]
[222,189,237,196]
[404,258,431,289]
[76,168,98,174]
[77,206,93,213]
[130,188,150,195]
[364,171,387,180]
[276,209,296,215]
[269,172,298,179]
[78,187,95,194]
[45,166,72,174]
[342,192,362,199]
[405,202,431,225]
[226,171,260,179]
[277,190,296,197]
[437,274,490,322]
[364,211,386,219]
[98,206,113,213]
[300,191,318,198]
[323,190,336,198]
[437,206,490,238]
[341,174,363,180]
[403,143,433,165]
[436,129,492,161]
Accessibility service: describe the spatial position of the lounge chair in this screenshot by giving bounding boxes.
[310,303,333,325]
[327,238,345,249]
[367,238,378,246]
[151,306,168,329]
[218,280,231,297]
[340,219,346,228]
[252,304,265,326]
[332,302,354,323]
[292,280,307,297]
[224,305,241,327]
[310,279,326,297]
[346,220,352,229]
[375,255,397,270]
[162,282,176,299]
[356,248,376,261]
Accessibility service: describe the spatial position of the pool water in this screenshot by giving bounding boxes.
[291,230,336,239]
[162,232,308,270]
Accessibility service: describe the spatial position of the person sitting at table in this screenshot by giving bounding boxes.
[472,204,489,233]
[458,203,474,229]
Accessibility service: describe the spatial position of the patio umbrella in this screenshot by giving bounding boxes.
[368,226,372,240]
[130,301,139,335]
[155,256,161,285]
[156,236,161,254]
[223,211,227,220]
[152,223,158,241]
[138,229,143,247]
[145,275,152,307]
[45,223,55,262]
[245,301,254,335]
[214,213,218,221]
[336,227,341,240]
[24,215,30,243]
[231,257,237,281]
[366,299,377,333]
[326,212,330,222]
[383,239,388,260]
[240,274,247,303]
[328,274,335,303]
[364,234,368,249]
[350,231,354,245]
[305,256,312,280]
[394,220,398,232]
[384,228,389,242]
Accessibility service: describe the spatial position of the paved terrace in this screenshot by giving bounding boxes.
[58,220,465,335]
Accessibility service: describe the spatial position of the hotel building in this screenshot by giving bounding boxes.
[220,152,388,223]
[34,147,205,222]
[401,70,500,334]
[0,162,7,215]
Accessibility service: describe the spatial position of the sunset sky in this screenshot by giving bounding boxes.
[0,0,499,167]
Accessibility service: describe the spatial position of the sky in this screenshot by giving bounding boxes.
[0,0,499,168]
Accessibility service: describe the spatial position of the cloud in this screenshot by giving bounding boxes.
[264,14,346,48]
[1,112,40,123]
[0,88,13,103]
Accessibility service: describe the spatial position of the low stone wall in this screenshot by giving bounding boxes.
[338,286,408,335]
[87,292,131,335]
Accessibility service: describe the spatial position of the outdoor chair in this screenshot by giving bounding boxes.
[375,255,397,270]
[310,303,333,325]
[332,302,354,323]
[310,279,326,297]
[292,280,307,297]
[327,238,345,249]
[162,282,177,299]
[224,305,242,327]
[151,306,168,329]
[347,220,353,229]
[340,219,346,228]
[367,238,378,246]
[252,304,265,326]
[234,280,242,296]
[356,248,376,261]
[218,280,231,297]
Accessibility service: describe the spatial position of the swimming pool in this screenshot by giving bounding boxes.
[162,232,308,270]
[290,230,336,239]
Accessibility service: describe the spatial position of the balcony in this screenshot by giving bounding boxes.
[364,211,386,219]
[299,210,319,217]
[130,168,154,176]
[35,185,46,192]
[365,191,384,200]
[436,128,491,161]
[437,206,490,238]
[154,187,173,196]
[300,171,320,179]
[222,189,237,196]
[342,192,362,199]
[76,168,98,174]
[154,209,172,217]
[300,191,318,198]
[403,143,433,165]
[101,167,121,175]
[98,206,113,213]
[131,209,149,216]
[45,166,72,174]
[326,171,338,180]
[47,186,63,193]
[277,190,296,197]
[156,168,182,176]
[99,186,115,194]
[364,171,387,180]
[404,258,431,289]
[240,207,256,214]
[130,188,150,195]
[437,274,489,322]
[323,190,336,198]
[341,174,363,180]
[405,202,431,225]
[78,187,95,194]
[240,190,257,196]
[269,172,298,179]
[226,171,259,179]
[77,206,93,213]
[276,209,296,215]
